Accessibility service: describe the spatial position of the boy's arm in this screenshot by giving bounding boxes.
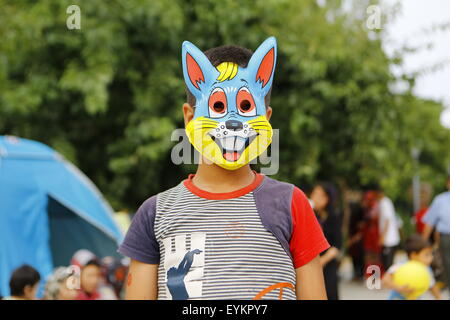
[319,247,340,267]
[290,186,330,300]
[125,259,158,300]
[381,271,414,297]
[422,223,434,241]
[118,196,160,300]
[430,284,441,300]
[295,255,327,300]
[379,219,389,246]
[381,272,396,290]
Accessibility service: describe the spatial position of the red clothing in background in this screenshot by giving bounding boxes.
[362,192,381,254]
[415,207,428,234]
[76,290,100,300]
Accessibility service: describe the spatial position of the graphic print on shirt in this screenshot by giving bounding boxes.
[162,233,206,300]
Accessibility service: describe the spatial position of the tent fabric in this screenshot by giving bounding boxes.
[0,135,123,297]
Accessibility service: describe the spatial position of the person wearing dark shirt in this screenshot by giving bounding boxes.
[347,200,365,280]
[311,182,343,300]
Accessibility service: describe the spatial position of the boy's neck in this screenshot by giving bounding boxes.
[192,161,256,193]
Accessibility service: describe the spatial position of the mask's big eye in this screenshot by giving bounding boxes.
[208,88,227,118]
[236,87,256,116]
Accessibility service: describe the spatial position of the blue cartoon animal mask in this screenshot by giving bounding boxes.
[182,37,277,170]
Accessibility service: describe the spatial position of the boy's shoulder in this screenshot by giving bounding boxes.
[434,191,450,203]
[253,175,296,208]
[254,175,309,207]
[255,174,295,191]
[387,262,405,274]
[137,180,186,214]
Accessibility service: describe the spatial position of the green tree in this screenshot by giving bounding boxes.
[1,0,449,212]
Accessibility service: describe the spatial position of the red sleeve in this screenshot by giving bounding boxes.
[289,186,330,268]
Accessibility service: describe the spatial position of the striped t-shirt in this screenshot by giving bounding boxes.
[118,173,329,300]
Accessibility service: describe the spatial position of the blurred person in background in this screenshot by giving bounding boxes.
[422,174,450,296]
[347,199,365,280]
[101,256,129,299]
[3,264,40,300]
[44,267,78,300]
[361,190,382,276]
[382,234,441,300]
[311,182,342,300]
[376,186,400,271]
[414,183,433,235]
[71,249,102,300]
[413,183,445,285]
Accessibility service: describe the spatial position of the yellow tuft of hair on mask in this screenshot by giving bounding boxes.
[216,62,238,82]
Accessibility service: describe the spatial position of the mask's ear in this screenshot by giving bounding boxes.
[247,37,277,97]
[182,41,218,101]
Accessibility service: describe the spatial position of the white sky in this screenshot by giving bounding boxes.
[381,0,450,128]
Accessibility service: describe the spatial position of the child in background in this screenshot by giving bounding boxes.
[71,249,118,300]
[382,234,441,300]
[44,267,78,300]
[71,249,102,300]
[4,264,40,300]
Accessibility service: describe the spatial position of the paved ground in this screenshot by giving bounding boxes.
[339,280,449,300]
[338,254,450,300]
[340,280,390,300]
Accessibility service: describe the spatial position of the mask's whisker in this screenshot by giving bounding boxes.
[248,120,267,124]
[194,123,217,127]
[198,119,219,124]
[194,126,215,130]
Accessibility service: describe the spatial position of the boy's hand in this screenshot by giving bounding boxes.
[396,285,414,297]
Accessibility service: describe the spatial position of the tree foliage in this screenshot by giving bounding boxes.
[1,0,449,211]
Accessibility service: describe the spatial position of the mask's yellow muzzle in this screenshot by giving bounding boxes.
[186,115,273,170]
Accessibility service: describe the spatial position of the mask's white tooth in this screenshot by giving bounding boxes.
[223,137,235,150]
[235,138,245,150]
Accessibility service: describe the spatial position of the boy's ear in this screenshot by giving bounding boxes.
[182,103,195,126]
[265,106,273,121]
[247,37,277,97]
[182,41,218,99]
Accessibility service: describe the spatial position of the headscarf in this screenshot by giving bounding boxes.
[44,267,72,300]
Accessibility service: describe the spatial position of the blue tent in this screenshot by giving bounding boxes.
[0,135,123,297]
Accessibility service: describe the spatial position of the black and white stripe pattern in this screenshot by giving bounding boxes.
[154,182,296,300]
